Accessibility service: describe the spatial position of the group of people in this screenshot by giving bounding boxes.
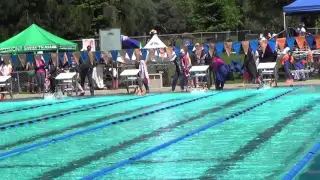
[25,45,98,97]
[168,42,229,92]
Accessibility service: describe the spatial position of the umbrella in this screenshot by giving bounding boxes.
[121,35,141,49]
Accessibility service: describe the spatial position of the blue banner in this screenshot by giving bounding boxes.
[94,51,101,62]
[42,53,51,65]
[58,53,64,65]
[306,36,315,48]
[232,42,241,55]
[188,45,194,55]
[286,37,296,50]
[249,40,259,53]
[26,54,34,64]
[203,44,209,54]
[127,49,134,60]
[10,55,18,70]
[268,39,276,53]
[80,51,89,63]
[66,52,73,65]
[215,43,224,57]
[174,46,180,57]
[110,50,118,62]
[141,49,148,60]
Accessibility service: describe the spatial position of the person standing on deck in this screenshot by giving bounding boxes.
[281,48,294,83]
[34,52,46,93]
[190,43,206,88]
[211,54,228,90]
[171,48,188,92]
[79,46,95,96]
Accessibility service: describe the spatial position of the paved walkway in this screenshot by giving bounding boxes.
[9,79,320,100]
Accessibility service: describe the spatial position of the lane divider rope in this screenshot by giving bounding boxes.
[0,92,221,160]
[81,87,300,180]
[283,138,320,180]
[0,98,86,115]
[0,95,158,131]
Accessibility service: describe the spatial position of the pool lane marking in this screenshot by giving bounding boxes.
[35,94,259,179]
[283,123,320,179]
[0,92,221,160]
[0,97,91,115]
[0,94,159,131]
[81,88,300,180]
[198,99,320,179]
[0,97,184,151]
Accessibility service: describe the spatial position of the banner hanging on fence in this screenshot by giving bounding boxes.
[82,39,96,51]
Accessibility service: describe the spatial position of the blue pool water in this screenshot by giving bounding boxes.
[0,87,319,180]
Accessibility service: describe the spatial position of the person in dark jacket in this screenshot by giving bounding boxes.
[47,58,57,93]
[79,46,95,96]
[204,43,216,89]
[242,47,261,85]
[171,49,188,92]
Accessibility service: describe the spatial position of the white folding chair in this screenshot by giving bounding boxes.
[257,62,278,86]
[55,72,78,96]
[0,76,13,99]
[189,65,210,87]
[120,69,140,94]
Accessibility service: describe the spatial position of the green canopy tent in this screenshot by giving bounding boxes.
[0,24,77,54]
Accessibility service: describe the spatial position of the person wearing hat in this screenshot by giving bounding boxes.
[281,48,294,83]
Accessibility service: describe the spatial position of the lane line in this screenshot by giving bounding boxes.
[81,88,299,180]
[0,92,221,160]
[0,95,158,131]
[0,97,91,115]
[36,94,257,179]
[0,97,183,151]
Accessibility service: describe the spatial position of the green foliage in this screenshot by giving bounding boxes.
[0,0,305,41]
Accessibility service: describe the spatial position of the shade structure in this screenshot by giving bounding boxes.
[0,24,77,54]
[121,35,141,49]
[283,0,320,14]
[144,34,167,49]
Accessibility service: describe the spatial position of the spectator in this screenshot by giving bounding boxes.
[47,58,58,93]
[79,47,95,96]
[171,49,189,92]
[0,57,13,100]
[190,43,206,87]
[281,48,294,83]
[26,60,35,93]
[70,55,85,95]
[35,52,46,93]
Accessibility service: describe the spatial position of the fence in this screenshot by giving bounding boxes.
[71,30,252,51]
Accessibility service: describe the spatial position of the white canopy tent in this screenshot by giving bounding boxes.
[143,34,167,49]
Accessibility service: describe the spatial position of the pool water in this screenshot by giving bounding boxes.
[0,87,319,180]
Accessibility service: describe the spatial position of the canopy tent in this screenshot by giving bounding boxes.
[0,24,77,54]
[121,35,141,49]
[283,0,320,14]
[283,0,320,31]
[144,34,167,49]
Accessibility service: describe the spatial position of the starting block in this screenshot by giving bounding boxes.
[257,62,277,86]
[55,72,78,96]
[0,76,13,99]
[189,66,210,87]
[120,69,140,94]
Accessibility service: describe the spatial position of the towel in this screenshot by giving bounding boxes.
[139,60,150,84]
[92,66,105,89]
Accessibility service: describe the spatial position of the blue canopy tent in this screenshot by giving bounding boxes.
[283,0,320,30]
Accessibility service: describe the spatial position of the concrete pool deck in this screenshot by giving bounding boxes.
[8,79,320,100]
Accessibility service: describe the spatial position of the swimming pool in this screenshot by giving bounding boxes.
[0,87,319,180]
